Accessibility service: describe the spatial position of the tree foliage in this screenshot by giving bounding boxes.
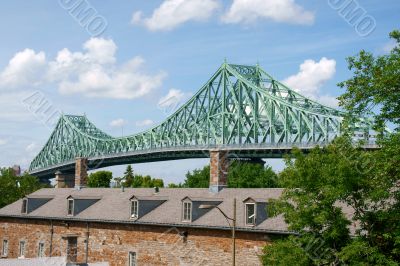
[123,165,134,187]
[183,165,210,188]
[263,31,400,265]
[338,30,400,130]
[87,171,112,188]
[122,165,164,188]
[182,161,278,188]
[0,168,45,208]
[263,136,400,265]
[228,162,278,188]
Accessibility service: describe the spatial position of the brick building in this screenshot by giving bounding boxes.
[0,187,291,265]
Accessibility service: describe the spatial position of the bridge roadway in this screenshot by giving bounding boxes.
[30,141,379,182]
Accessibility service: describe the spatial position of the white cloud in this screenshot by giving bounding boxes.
[282,57,338,108]
[110,118,127,127]
[136,119,154,127]
[0,38,166,100]
[282,57,336,97]
[49,38,167,99]
[132,0,220,31]
[0,49,46,89]
[222,0,314,25]
[0,139,7,145]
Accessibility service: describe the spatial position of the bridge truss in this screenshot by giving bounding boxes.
[29,63,373,177]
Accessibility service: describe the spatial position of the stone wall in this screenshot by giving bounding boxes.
[209,150,229,192]
[0,218,270,266]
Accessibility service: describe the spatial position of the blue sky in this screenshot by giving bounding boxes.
[0,0,398,184]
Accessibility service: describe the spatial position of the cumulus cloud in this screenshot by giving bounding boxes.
[282,57,338,108]
[222,0,314,25]
[110,118,127,127]
[0,38,166,100]
[0,49,46,89]
[136,119,154,127]
[283,57,336,97]
[132,0,220,31]
[48,38,167,99]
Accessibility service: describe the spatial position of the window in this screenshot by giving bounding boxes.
[131,200,138,218]
[182,201,192,222]
[19,240,26,257]
[245,203,256,226]
[66,237,77,263]
[67,199,74,216]
[38,242,45,257]
[129,251,137,266]
[2,239,8,257]
[21,199,28,214]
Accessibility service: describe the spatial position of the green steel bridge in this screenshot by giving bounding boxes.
[29,62,374,180]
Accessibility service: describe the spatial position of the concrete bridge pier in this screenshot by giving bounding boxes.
[209,150,229,193]
[55,157,88,188]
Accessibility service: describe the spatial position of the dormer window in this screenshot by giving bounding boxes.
[245,203,256,226]
[130,200,138,219]
[67,199,74,216]
[21,199,28,214]
[182,201,192,222]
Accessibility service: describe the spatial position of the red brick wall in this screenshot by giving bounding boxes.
[0,218,270,265]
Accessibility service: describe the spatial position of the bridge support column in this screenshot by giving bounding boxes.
[55,171,75,188]
[75,157,88,189]
[209,150,229,193]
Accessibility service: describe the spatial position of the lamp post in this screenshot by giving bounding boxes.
[199,198,236,266]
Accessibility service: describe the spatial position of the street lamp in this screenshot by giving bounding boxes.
[199,198,236,266]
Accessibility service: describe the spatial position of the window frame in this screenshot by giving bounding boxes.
[245,203,256,226]
[2,239,8,257]
[129,251,137,266]
[182,201,192,222]
[19,240,26,258]
[130,199,139,219]
[21,198,28,214]
[67,198,74,216]
[38,242,45,257]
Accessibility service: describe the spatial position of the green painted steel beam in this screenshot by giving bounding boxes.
[29,62,374,173]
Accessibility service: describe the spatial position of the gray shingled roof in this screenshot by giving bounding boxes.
[0,188,294,234]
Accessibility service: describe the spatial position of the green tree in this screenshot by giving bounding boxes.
[338,30,400,130]
[0,168,44,208]
[183,165,210,188]
[131,174,143,188]
[183,162,278,188]
[123,165,134,187]
[263,31,400,265]
[168,183,183,188]
[228,161,278,188]
[152,178,164,188]
[87,171,112,188]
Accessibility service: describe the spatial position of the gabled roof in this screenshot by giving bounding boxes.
[67,195,102,200]
[130,195,168,201]
[0,188,305,234]
[181,196,223,202]
[243,197,268,203]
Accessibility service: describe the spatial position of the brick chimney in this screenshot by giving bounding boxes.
[75,157,88,189]
[55,171,75,188]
